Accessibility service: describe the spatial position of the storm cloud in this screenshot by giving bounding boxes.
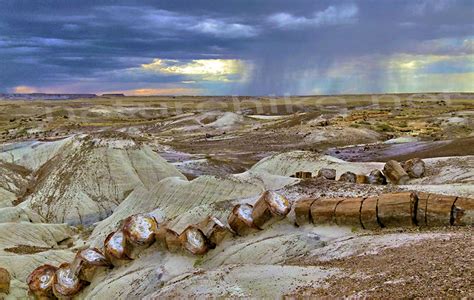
[0,0,473,95]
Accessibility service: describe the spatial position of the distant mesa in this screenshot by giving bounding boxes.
[0,93,97,100]
[101,93,125,97]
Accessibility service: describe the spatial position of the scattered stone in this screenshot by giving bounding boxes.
[338,171,357,183]
[0,268,10,294]
[383,160,409,184]
[403,158,426,178]
[367,170,387,185]
[317,168,336,180]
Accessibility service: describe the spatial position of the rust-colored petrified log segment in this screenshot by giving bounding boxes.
[228,204,257,236]
[311,198,344,224]
[196,216,229,248]
[360,196,379,230]
[179,225,209,255]
[335,197,364,227]
[155,227,182,253]
[377,192,418,227]
[52,263,84,299]
[294,198,316,226]
[452,197,474,226]
[0,268,10,294]
[252,191,291,228]
[383,160,410,184]
[356,174,369,184]
[27,265,57,300]
[426,194,458,226]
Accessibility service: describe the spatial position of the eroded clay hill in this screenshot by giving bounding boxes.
[1,133,185,225]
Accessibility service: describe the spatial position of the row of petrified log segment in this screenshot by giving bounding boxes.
[295,192,473,229]
[26,191,292,299]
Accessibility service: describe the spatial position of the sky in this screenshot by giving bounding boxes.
[0,0,473,96]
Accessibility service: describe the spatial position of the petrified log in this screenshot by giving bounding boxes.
[71,248,111,282]
[377,192,418,227]
[179,225,209,255]
[339,171,357,183]
[27,265,58,300]
[335,197,364,227]
[294,198,317,226]
[360,196,380,229]
[52,263,84,299]
[426,194,458,226]
[383,160,409,184]
[317,168,336,180]
[122,214,158,246]
[452,197,474,226]
[367,170,387,185]
[416,192,430,226]
[0,268,10,294]
[156,227,182,253]
[227,204,257,236]
[252,191,291,228]
[356,174,369,184]
[311,198,343,224]
[103,230,132,265]
[295,171,312,179]
[403,158,426,178]
[196,216,230,248]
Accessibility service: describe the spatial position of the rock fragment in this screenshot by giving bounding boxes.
[338,171,357,183]
[367,170,387,185]
[104,230,132,265]
[179,225,209,255]
[71,248,111,282]
[317,168,336,180]
[403,158,426,178]
[52,263,84,299]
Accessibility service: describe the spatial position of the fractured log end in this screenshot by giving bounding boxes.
[339,171,357,183]
[179,226,210,255]
[52,263,85,299]
[452,197,474,226]
[228,204,257,236]
[252,191,291,228]
[196,216,230,248]
[27,265,58,300]
[426,194,457,226]
[317,168,336,180]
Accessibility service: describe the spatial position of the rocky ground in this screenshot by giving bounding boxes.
[0,93,472,299]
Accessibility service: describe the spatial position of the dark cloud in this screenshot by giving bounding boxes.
[0,0,472,94]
